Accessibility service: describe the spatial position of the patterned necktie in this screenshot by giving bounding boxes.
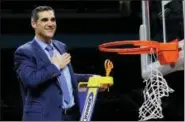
[45,45,70,104]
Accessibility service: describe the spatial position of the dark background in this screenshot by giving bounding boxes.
[1,0,184,121]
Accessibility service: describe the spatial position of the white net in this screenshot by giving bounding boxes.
[138,49,174,121]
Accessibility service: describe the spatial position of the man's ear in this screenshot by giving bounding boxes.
[31,18,36,29]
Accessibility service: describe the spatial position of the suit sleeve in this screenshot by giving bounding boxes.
[14,48,61,88]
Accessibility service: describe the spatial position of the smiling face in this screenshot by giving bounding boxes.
[31,10,56,43]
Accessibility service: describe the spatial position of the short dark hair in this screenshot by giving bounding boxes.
[31,6,54,22]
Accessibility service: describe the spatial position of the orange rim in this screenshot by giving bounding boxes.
[99,40,159,54]
[99,40,179,64]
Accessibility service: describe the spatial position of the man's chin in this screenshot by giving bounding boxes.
[45,35,54,39]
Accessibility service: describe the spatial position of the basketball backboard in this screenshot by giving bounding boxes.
[140,0,184,79]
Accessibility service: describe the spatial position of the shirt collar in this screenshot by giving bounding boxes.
[34,37,54,50]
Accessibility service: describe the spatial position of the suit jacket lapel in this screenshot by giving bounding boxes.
[68,64,78,89]
[31,40,51,65]
[53,41,78,90]
[31,39,61,90]
[53,40,66,54]
[33,40,78,92]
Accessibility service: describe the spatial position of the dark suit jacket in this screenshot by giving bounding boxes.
[14,39,92,121]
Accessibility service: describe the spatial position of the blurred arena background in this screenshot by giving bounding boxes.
[0,0,184,121]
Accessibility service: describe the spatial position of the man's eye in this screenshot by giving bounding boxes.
[41,18,48,22]
[51,18,56,22]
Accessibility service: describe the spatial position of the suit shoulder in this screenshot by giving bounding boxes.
[14,41,33,55]
[53,40,66,47]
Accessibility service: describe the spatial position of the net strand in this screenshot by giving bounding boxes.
[138,48,174,121]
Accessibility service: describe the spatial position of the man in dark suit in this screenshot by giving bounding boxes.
[14,6,97,121]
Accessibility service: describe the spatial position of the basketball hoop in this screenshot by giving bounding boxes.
[99,39,179,65]
[98,39,179,120]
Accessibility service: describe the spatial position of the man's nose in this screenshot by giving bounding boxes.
[47,20,54,26]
